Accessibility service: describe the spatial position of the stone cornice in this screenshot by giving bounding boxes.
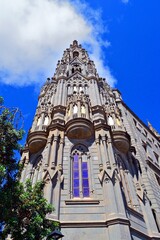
[94,123,110,131]
[130,226,160,240]
[56,76,67,81]
[65,72,99,82]
[65,199,100,205]
[48,123,65,132]
[61,216,130,228]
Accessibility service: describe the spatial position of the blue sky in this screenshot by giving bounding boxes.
[0,0,160,145]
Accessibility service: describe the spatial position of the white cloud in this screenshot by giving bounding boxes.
[0,0,116,87]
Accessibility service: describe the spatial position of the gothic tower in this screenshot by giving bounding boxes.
[21,40,160,240]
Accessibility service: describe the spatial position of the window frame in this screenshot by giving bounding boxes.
[71,145,91,199]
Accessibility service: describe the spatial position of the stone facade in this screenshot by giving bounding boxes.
[21,40,160,239]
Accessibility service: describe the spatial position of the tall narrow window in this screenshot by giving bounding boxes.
[81,105,86,118]
[73,153,80,197]
[72,145,90,198]
[73,104,78,118]
[44,116,49,125]
[37,116,41,126]
[73,85,77,93]
[79,86,83,92]
[82,155,89,197]
[108,115,114,126]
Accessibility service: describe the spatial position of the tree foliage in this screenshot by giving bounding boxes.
[3,180,56,240]
[0,96,24,186]
[0,97,56,239]
[0,96,24,231]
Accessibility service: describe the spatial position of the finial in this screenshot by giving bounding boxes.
[73,40,78,46]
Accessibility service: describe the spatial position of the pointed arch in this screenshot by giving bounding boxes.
[71,144,90,198]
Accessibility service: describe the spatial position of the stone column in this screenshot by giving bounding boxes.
[103,177,131,240]
[45,137,52,167]
[51,90,55,106]
[77,101,81,117]
[53,132,64,219]
[62,81,66,106]
[114,174,128,215]
[54,80,61,106]
[89,80,96,106]
[38,113,45,130]
[102,135,111,169]
[107,135,116,167]
[54,85,59,106]
[49,131,59,169]
[37,163,42,181]
[100,91,104,105]
[20,154,29,182]
[94,80,101,105]
[99,137,106,167]
[140,195,160,237]
[70,102,73,120]
[25,162,33,180]
[95,131,103,165]
[45,178,53,205]
[125,169,140,210]
[57,80,63,105]
[57,132,64,166]
[32,168,39,186]
[104,178,118,215]
[119,168,130,206]
[85,102,89,119]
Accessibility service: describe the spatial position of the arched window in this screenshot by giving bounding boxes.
[73,104,78,118]
[73,85,77,93]
[44,116,49,125]
[79,86,83,92]
[81,105,86,118]
[84,84,88,94]
[108,115,114,126]
[72,145,90,198]
[73,51,79,58]
[37,116,41,126]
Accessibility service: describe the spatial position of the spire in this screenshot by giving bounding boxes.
[54,40,98,79]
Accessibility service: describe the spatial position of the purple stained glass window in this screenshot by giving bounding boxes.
[73,170,79,178]
[72,151,90,198]
[74,179,79,187]
[74,162,79,169]
[73,188,79,197]
[82,158,89,197]
[73,154,80,197]
[82,170,88,178]
[83,188,89,197]
[82,179,89,187]
[82,162,87,169]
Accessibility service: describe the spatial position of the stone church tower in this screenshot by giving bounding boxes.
[21,41,160,239]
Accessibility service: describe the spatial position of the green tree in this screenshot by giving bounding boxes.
[0,96,24,231]
[0,97,57,239]
[3,180,56,240]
